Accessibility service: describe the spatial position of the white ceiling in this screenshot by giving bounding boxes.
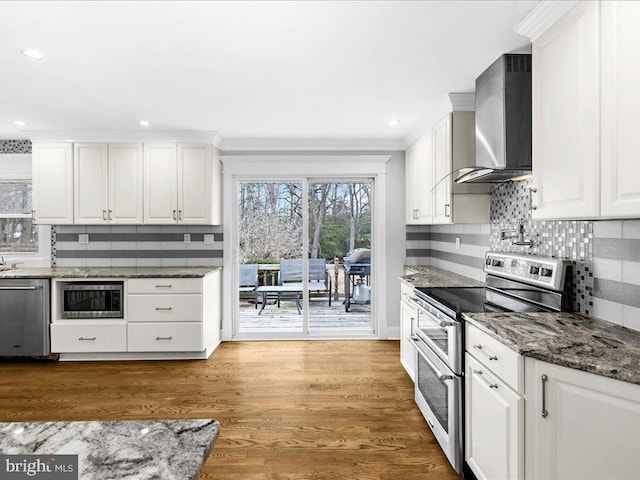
[0,0,538,148]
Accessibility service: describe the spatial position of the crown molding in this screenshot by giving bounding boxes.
[24,130,222,147]
[220,137,405,152]
[514,0,579,41]
[449,93,475,112]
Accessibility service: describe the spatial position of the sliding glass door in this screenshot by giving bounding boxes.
[235,178,374,338]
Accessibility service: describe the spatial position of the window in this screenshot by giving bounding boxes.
[0,181,38,253]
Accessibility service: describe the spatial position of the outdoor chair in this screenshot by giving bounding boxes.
[238,263,259,308]
[278,258,332,306]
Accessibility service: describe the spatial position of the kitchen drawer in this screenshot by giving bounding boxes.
[127,278,202,295]
[466,322,523,394]
[127,322,203,352]
[51,323,126,353]
[127,294,202,322]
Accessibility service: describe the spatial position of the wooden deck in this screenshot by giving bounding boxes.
[239,295,372,333]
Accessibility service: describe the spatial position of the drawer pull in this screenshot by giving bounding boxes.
[473,369,498,389]
[473,344,498,361]
[155,284,173,288]
[156,336,173,341]
[541,374,549,418]
[155,307,173,311]
[78,337,96,341]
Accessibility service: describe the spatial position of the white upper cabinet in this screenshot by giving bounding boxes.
[74,143,109,224]
[433,112,490,225]
[32,143,74,224]
[531,1,600,220]
[108,144,143,224]
[600,0,640,217]
[405,131,433,224]
[405,112,489,225]
[532,0,640,220]
[74,143,142,224]
[178,144,221,224]
[144,143,221,225]
[432,114,452,223]
[143,143,178,224]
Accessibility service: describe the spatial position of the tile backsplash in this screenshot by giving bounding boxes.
[489,179,593,315]
[0,139,31,154]
[53,225,223,268]
[406,179,640,331]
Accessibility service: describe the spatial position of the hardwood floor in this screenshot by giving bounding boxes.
[0,341,460,480]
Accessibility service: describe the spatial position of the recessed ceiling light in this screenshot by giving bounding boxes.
[389,119,400,126]
[13,120,26,126]
[20,49,43,60]
[139,120,150,127]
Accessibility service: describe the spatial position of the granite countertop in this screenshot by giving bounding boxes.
[0,266,221,279]
[463,311,640,386]
[401,265,484,289]
[0,419,219,480]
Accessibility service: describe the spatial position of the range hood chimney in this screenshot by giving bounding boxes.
[456,54,532,184]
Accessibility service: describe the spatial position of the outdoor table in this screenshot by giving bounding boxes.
[255,284,303,315]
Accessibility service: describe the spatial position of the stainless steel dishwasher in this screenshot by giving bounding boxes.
[0,278,51,356]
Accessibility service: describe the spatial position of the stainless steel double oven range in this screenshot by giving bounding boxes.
[408,252,573,475]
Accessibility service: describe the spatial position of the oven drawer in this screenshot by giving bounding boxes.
[127,278,202,295]
[51,323,126,353]
[466,323,523,394]
[127,294,202,322]
[127,322,203,352]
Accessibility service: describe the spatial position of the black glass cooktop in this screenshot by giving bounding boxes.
[416,286,550,318]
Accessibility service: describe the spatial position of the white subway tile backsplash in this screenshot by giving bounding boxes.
[622,220,640,239]
[591,297,624,327]
[623,304,640,331]
[593,258,623,282]
[622,261,640,285]
[593,220,623,238]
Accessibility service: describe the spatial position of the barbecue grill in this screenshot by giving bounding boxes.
[342,248,371,312]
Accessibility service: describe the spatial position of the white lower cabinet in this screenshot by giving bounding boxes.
[465,323,524,480]
[50,271,221,359]
[50,322,126,353]
[127,322,203,352]
[525,357,640,480]
[127,294,202,322]
[400,297,416,381]
[465,354,523,480]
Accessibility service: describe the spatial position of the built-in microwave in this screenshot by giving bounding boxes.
[59,282,124,319]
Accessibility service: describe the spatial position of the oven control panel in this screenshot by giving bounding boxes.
[484,252,570,291]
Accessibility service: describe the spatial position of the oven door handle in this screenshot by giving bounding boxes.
[409,336,454,381]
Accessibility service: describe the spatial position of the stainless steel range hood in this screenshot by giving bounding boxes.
[456,54,532,183]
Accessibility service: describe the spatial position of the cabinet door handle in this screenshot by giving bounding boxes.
[155,284,173,288]
[541,374,549,418]
[178,210,183,221]
[31,209,36,220]
[172,209,177,220]
[531,205,538,210]
[78,337,96,341]
[444,204,451,217]
[473,344,498,361]
[156,336,173,341]
[108,210,113,221]
[155,307,173,311]
[102,210,107,220]
[472,369,498,389]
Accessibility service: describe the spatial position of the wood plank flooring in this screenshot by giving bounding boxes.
[0,341,460,480]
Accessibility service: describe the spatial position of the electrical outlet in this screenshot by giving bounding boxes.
[184,233,191,244]
[455,237,461,250]
[78,234,89,244]
[203,234,215,244]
